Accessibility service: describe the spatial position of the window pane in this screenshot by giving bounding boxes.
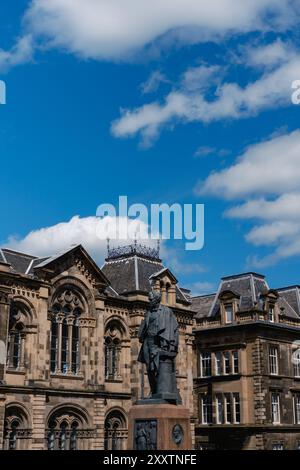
[273,443,283,450]
[233,393,240,423]
[295,395,300,424]
[112,344,118,378]
[215,352,222,375]
[224,394,232,423]
[224,352,230,374]
[271,393,280,423]
[50,322,58,373]
[294,350,300,377]
[201,395,212,424]
[232,351,239,374]
[269,306,274,322]
[216,395,223,424]
[225,305,233,323]
[71,324,80,373]
[201,352,211,377]
[269,347,278,375]
[61,321,69,374]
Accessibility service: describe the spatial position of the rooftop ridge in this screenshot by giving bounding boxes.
[221,272,265,281]
[2,247,38,259]
[276,285,300,291]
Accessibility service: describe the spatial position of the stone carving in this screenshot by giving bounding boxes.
[172,424,184,445]
[134,420,157,450]
[138,289,181,404]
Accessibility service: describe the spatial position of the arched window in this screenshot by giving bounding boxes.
[46,408,90,450]
[104,321,124,381]
[6,302,31,370]
[104,410,127,450]
[49,289,83,375]
[3,406,31,450]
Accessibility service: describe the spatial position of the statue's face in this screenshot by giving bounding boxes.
[149,290,161,308]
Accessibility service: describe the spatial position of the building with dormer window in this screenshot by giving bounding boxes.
[192,273,300,450]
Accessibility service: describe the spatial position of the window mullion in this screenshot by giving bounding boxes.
[57,317,63,374]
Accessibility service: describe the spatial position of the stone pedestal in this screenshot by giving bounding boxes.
[128,403,192,450]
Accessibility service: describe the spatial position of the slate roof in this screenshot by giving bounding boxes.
[209,273,269,318]
[102,256,161,294]
[0,249,7,264]
[1,249,38,274]
[277,286,300,317]
[192,273,269,319]
[27,257,50,275]
[2,246,300,318]
[102,247,190,303]
[192,273,300,321]
[191,294,215,319]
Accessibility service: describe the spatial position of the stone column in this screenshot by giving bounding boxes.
[0,393,6,450]
[93,398,106,450]
[56,314,64,373]
[95,295,105,386]
[31,394,46,450]
[67,315,74,373]
[0,287,11,381]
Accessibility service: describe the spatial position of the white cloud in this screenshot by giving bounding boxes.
[194,146,229,158]
[182,65,221,92]
[197,130,300,199]
[188,281,216,295]
[246,221,300,246]
[141,71,170,94]
[199,131,300,267]
[245,39,294,69]
[22,0,297,60]
[0,35,33,72]
[112,41,300,145]
[5,215,153,263]
[226,193,300,221]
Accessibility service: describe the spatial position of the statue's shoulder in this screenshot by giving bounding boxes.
[159,305,174,316]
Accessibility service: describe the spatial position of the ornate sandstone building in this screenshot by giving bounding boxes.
[0,243,193,450]
[1,243,300,450]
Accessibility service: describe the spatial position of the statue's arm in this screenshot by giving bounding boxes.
[138,319,147,343]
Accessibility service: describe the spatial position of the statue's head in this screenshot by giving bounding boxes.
[148,289,161,309]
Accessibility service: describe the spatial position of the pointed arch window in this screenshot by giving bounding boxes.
[50,290,83,375]
[46,408,90,450]
[3,406,31,450]
[104,410,127,450]
[6,302,31,370]
[104,322,125,381]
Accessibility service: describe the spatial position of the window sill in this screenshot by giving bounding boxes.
[6,368,26,375]
[105,377,123,383]
[50,372,84,380]
[196,373,241,380]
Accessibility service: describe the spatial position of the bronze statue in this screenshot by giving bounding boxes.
[137,289,181,404]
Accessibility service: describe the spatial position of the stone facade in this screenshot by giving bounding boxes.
[0,244,193,450]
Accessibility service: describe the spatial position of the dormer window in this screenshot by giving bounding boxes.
[218,291,239,325]
[225,304,234,324]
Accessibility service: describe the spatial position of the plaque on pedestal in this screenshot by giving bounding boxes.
[128,404,191,450]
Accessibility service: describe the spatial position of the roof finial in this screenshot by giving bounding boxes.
[157,238,160,256]
[107,238,110,255]
[134,233,138,252]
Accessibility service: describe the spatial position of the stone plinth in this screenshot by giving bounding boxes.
[128,403,192,450]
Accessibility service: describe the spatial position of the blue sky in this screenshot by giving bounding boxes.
[1,1,300,294]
